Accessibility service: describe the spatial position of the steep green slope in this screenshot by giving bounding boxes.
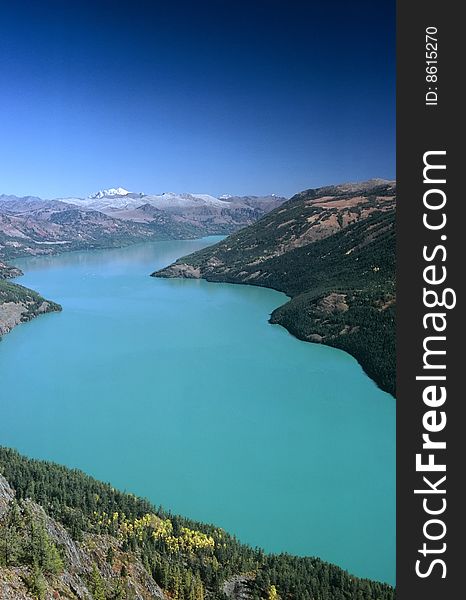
[155,181,396,395]
[0,447,394,600]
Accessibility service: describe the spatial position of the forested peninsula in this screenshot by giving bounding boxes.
[0,263,61,339]
[155,180,396,396]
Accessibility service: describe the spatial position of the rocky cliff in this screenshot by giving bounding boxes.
[0,473,167,600]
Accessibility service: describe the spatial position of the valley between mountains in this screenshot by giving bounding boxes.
[1,180,396,398]
[0,180,396,599]
[1,180,396,395]
[0,188,285,339]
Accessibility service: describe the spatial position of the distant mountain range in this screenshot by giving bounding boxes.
[0,189,287,261]
[155,179,396,395]
[63,187,231,211]
[0,188,286,338]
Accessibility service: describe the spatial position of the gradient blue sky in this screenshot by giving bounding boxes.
[0,0,395,199]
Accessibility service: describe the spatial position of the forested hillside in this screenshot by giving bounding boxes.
[155,180,396,395]
[0,448,395,600]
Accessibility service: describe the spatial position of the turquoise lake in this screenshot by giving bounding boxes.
[0,238,395,584]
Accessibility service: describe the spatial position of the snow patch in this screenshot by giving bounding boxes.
[89,187,131,199]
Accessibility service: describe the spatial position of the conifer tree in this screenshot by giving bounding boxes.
[90,563,106,600]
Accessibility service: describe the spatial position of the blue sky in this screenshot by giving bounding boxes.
[0,0,395,199]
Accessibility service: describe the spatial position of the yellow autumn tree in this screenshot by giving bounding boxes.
[268,584,279,600]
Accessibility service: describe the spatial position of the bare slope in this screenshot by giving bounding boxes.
[0,196,158,261]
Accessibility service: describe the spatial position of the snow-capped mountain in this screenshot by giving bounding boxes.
[143,192,229,209]
[61,189,232,213]
[0,189,288,257]
[3,188,287,220]
[89,187,132,199]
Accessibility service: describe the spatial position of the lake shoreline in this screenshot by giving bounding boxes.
[0,236,222,337]
[0,446,396,596]
[1,239,395,583]
[0,263,61,338]
[153,263,396,399]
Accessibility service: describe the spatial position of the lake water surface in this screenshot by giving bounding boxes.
[0,238,395,584]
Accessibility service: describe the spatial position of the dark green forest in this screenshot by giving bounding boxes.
[266,210,395,396]
[0,448,395,600]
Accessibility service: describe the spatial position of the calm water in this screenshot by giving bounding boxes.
[0,238,395,584]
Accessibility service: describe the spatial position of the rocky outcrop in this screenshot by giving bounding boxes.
[0,474,167,600]
[223,574,255,599]
[155,263,201,279]
[0,261,22,280]
[0,475,14,517]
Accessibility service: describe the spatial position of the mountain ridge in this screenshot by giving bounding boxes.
[0,191,287,262]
